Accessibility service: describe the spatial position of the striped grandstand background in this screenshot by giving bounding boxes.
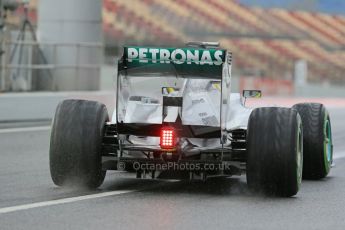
[5,0,345,85]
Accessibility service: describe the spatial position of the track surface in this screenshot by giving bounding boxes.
[1,108,345,230]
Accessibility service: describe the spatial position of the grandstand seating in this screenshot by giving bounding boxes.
[102,0,345,83]
[5,0,345,84]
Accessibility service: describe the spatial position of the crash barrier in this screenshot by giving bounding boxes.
[237,75,345,98]
[0,90,344,123]
[239,76,294,96]
[0,41,103,91]
[0,91,114,122]
[245,97,345,109]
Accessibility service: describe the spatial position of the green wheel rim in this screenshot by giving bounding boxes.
[296,117,303,188]
[324,114,333,173]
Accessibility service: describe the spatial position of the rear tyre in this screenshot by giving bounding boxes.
[246,107,303,197]
[50,99,108,188]
[292,103,333,179]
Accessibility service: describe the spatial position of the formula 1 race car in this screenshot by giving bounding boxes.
[49,42,333,197]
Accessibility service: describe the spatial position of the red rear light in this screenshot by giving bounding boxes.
[160,127,176,149]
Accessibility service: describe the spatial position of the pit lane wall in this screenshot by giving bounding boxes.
[0,90,344,123]
[0,73,345,122]
[237,76,345,98]
[0,91,115,122]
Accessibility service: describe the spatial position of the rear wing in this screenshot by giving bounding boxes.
[118,46,227,78]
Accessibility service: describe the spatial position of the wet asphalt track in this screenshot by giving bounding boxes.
[1,108,345,230]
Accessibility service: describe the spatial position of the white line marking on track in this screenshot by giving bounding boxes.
[0,126,50,134]
[0,190,134,214]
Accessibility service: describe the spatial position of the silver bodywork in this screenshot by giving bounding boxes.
[111,92,252,149]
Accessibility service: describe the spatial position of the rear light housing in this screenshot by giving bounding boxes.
[160,127,176,149]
